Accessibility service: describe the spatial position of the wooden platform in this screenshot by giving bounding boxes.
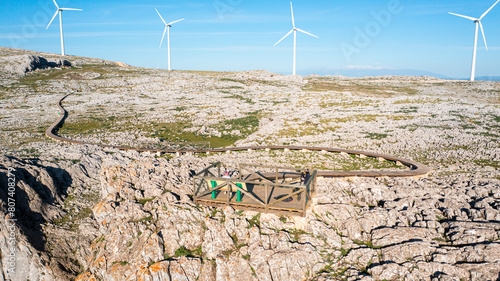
[193,163,316,216]
[196,183,307,216]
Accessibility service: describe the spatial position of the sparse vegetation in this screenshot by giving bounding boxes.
[247,213,261,229]
[174,246,202,257]
[303,79,418,96]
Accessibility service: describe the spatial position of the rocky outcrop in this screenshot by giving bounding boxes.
[0,155,70,280]
[0,155,100,281]
[69,159,500,281]
[1,55,71,75]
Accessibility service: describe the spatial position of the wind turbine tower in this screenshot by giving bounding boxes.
[156,8,184,71]
[46,0,82,56]
[274,1,318,76]
[449,0,499,81]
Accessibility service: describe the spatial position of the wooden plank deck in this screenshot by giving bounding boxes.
[195,183,307,216]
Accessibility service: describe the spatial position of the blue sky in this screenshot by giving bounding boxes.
[1,0,500,78]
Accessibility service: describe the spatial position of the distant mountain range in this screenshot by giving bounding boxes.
[301,66,500,81]
[301,66,450,79]
[460,76,500,82]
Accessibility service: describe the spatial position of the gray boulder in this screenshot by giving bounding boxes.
[2,55,71,75]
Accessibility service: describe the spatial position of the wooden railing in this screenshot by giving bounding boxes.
[193,163,317,216]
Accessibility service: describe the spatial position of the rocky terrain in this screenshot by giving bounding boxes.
[0,47,499,280]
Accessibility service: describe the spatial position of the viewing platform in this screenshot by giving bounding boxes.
[193,162,317,216]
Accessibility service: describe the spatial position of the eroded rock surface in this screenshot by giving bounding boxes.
[0,47,499,280]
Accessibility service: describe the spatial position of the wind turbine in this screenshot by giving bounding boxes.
[156,8,184,71]
[274,1,318,76]
[46,0,82,56]
[449,0,499,81]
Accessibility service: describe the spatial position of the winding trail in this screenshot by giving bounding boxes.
[46,95,431,177]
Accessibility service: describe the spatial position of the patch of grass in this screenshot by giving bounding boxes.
[319,100,375,108]
[396,106,419,113]
[303,80,418,96]
[58,114,130,135]
[360,259,373,275]
[137,198,155,205]
[220,78,246,84]
[174,245,202,257]
[394,98,444,104]
[221,113,260,136]
[278,119,340,138]
[352,239,381,249]
[288,229,308,242]
[246,213,261,229]
[474,159,500,169]
[19,64,120,86]
[174,246,192,257]
[209,208,219,218]
[363,132,388,140]
[51,190,99,231]
[222,249,235,258]
[174,106,187,111]
[52,207,93,229]
[149,112,260,148]
[255,80,288,87]
[263,150,403,171]
[340,248,350,257]
[131,215,153,223]
[225,94,254,104]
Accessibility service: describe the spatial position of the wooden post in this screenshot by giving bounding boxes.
[302,186,307,212]
[265,184,268,213]
[275,167,278,183]
[227,180,230,206]
[193,178,196,203]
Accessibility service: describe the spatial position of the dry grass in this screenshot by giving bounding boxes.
[303,80,419,97]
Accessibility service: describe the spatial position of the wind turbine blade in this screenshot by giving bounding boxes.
[60,8,82,11]
[480,0,500,19]
[448,12,478,21]
[53,0,59,9]
[296,28,319,38]
[159,26,167,48]
[46,10,58,29]
[290,1,295,28]
[479,21,488,50]
[167,18,184,26]
[274,29,293,47]
[155,8,167,25]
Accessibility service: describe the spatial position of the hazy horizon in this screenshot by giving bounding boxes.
[1,0,500,78]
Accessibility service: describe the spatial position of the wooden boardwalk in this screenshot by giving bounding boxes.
[46,94,431,179]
